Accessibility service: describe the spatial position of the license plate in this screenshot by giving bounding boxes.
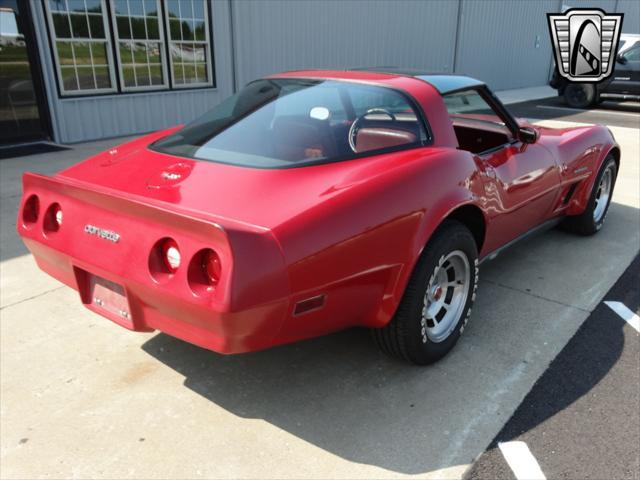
[89,274,132,325]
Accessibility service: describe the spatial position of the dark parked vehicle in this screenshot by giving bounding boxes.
[550,34,640,108]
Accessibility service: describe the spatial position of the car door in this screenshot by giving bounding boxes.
[607,43,640,95]
[442,88,562,252]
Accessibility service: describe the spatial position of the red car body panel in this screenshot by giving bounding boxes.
[17,70,619,353]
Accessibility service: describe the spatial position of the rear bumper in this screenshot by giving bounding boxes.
[25,238,289,354]
[17,172,291,354]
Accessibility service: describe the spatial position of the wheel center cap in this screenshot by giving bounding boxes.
[431,285,443,301]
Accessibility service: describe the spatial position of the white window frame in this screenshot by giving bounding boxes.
[110,0,169,92]
[44,0,118,96]
[163,0,214,89]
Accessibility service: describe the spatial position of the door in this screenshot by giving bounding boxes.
[441,87,562,253]
[0,0,51,144]
[607,42,640,95]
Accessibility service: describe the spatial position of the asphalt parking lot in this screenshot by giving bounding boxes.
[1,101,639,479]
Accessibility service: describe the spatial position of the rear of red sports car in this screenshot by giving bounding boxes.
[17,73,435,355]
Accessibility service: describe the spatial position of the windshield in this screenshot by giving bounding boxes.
[151,79,427,168]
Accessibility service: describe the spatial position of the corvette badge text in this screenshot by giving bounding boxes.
[84,224,120,243]
[547,8,623,82]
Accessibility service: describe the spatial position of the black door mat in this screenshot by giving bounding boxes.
[0,142,69,160]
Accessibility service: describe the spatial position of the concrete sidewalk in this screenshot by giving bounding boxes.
[0,118,638,479]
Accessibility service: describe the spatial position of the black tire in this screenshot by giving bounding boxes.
[562,155,617,235]
[372,220,478,365]
[564,83,596,108]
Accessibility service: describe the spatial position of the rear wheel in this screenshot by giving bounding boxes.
[564,84,596,108]
[372,220,478,365]
[562,155,617,235]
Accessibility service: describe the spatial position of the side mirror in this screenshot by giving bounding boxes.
[617,52,627,64]
[518,126,538,144]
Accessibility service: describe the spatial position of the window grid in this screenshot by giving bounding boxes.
[45,0,116,95]
[45,0,215,97]
[165,0,213,88]
[111,0,168,91]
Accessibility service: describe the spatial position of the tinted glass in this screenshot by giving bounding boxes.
[152,79,426,168]
[443,90,507,128]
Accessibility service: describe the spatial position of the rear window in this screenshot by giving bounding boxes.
[151,79,427,168]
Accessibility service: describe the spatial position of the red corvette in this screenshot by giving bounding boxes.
[17,69,620,365]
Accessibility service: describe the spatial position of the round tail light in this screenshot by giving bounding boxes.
[43,203,62,234]
[22,195,39,228]
[162,239,181,272]
[187,248,222,296]
[203,249,221,286]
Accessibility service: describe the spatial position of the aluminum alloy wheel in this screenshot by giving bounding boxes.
[421,250,470,343]
[593,165,613,222]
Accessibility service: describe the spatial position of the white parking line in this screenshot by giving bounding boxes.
[537,105,640,118]
[604,301,640,332]
[498,441,546,480]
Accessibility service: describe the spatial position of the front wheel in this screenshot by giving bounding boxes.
[562,155,617,235]
[372,220,478,365]
[564,84,596,108]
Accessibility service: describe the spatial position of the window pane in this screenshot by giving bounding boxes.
[56,41,74,65]
[90,42,108,65]
[132,42,148,62]
[194,20,206,41]
[49,0,68,12]
[172,62,184,83]
[150,64,163,85]
[170,43,188,62]
[72,42,92,65]
[147,43,161,63]
[119,42,133,64]
[145,0,158,16]
[94,66,110,88]
[116,16,131,39]
[52,13,71,38]
[128,0,144,16]
[195,63,207,83]
[130,17,146,39]
[182,64,196,84]
[193,44,206,62]
[167,0,180,18]
[146,18,159,39]
[179,0,194,16]
[192,0,205,20]
[113,0,128,15]
[182,21,194,41]
[88,14,105,38]
[169,19,181,40]
[122,66,136,86]
[85,0,102,13]
[70,13,89,38]
[77,66,96,89]
[135,66,150,86]
[67,0,86,13]
[151,80,425,167]
[60,66,78,90]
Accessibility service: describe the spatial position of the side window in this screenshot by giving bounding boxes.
[443,90,502,123]
[623,45,640,62]
[443,89,514,154]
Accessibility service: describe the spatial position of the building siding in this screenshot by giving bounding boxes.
[230,0,460,89]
